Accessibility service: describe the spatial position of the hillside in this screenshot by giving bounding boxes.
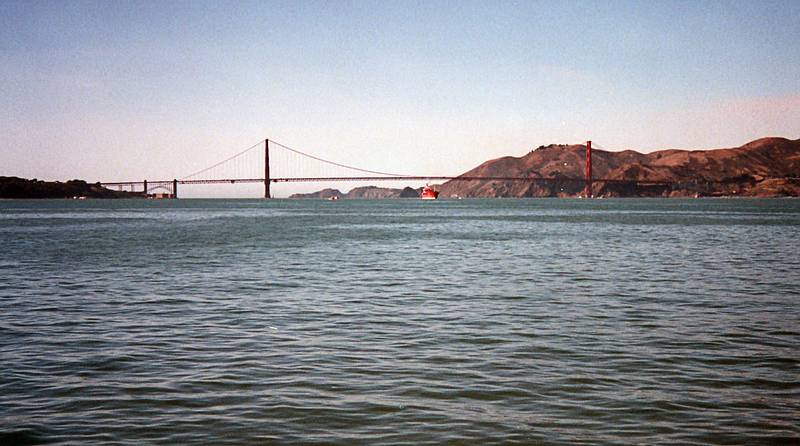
[290,186,421,199]
[437,137,800,198]
[0,177,145,199]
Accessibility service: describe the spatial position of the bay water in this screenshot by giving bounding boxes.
[1,198,798,445]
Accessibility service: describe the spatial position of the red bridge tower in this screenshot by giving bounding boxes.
[584,140,592,198]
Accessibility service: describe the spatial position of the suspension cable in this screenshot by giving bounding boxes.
[180,140,263,180]
[179,137,417,180]
[269,139,414,177]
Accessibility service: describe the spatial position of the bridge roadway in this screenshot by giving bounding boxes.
[101,176,673,187]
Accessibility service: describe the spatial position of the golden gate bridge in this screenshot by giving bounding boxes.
[100,139,667,198]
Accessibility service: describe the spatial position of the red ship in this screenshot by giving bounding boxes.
[420,184,439,200]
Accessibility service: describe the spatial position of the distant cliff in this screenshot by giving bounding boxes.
[437,137,800,198]
[290,186,421,199]
[0,177,144,199]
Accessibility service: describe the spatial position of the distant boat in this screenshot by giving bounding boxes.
[328,195,339,201]
[420,184,439,200]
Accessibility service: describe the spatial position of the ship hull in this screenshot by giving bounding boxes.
[420,185,439,200]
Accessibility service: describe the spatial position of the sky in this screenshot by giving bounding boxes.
[2,0,799,197]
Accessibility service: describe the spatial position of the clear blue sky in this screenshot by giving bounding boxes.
[2,0,799,196]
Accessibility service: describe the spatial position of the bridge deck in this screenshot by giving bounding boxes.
[101,176,674,186]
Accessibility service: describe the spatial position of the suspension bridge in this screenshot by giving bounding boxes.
[100,139,667,198]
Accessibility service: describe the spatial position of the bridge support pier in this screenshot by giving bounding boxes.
[264,139,271,199]
[143,180,148,197]
[173,179,178,199]
[584,140,592,198]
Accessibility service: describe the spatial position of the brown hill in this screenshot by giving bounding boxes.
[438,137,800,198]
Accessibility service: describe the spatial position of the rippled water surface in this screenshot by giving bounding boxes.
[1,198,799,445]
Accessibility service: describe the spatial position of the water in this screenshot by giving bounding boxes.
[1,198,798,445]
